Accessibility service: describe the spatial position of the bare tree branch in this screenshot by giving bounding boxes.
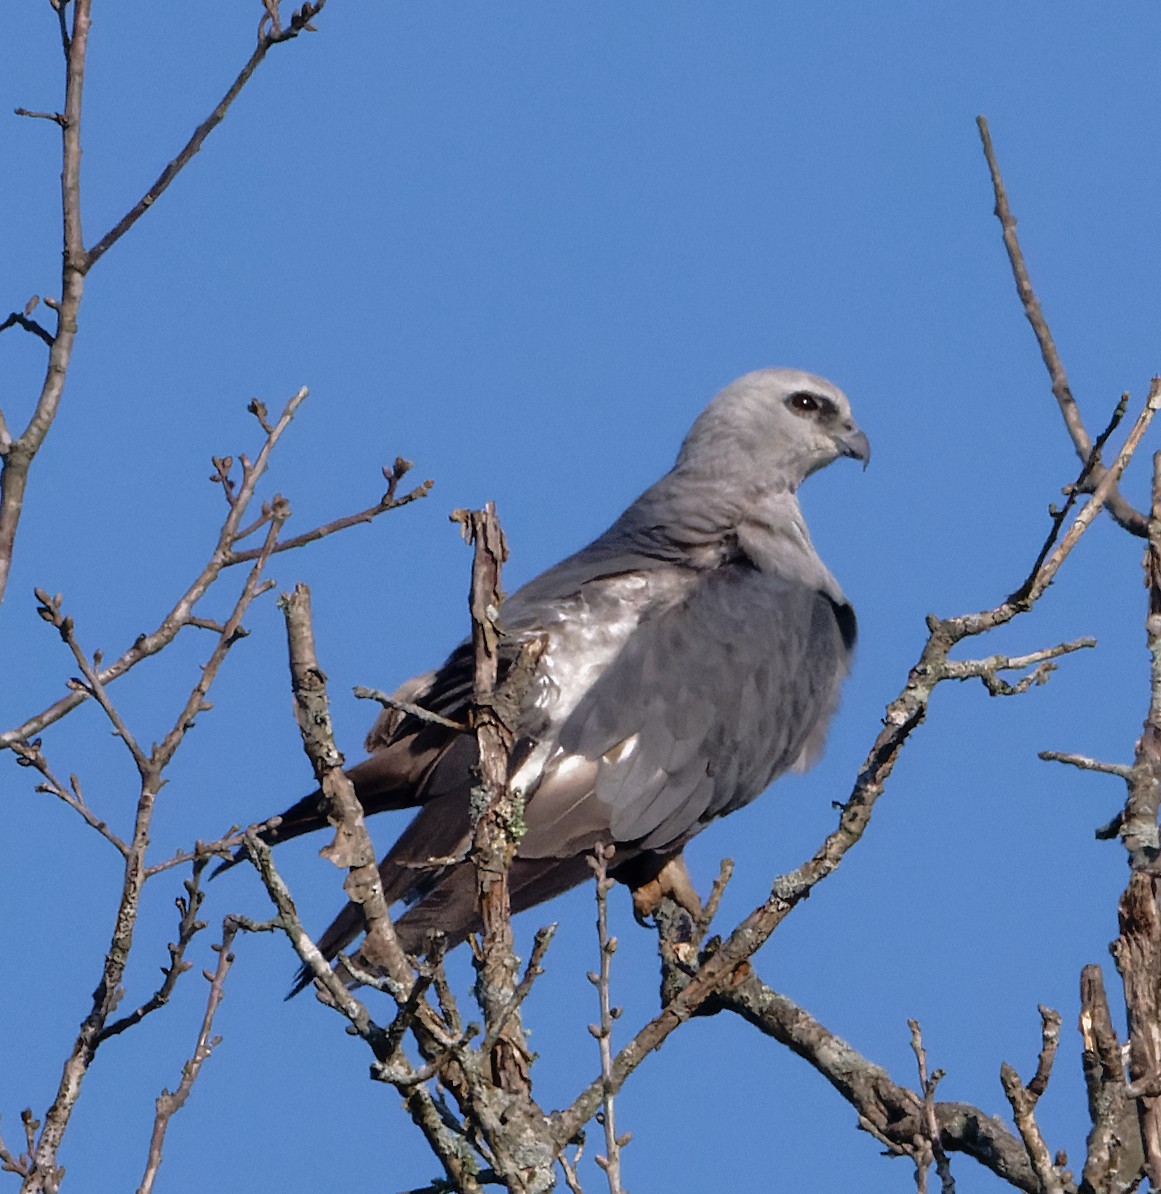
[83,2,329,273]
[712,971,1041,1192]
[1039,752,1133,781]
[942,638,1095,696]
[0,0,91,611]
[977,115,1148,538]
[588,845,630,1194]
[1109,452,1161,1185]
[1027,1006,1064,1101]
[0,0,335,616]
[1000,1062,1068,1194]
[136,916,239,1194]
[909,1020,956,1194]
[1,389,427,752]
[0,312,53,346]
[97,863,210,1044]
[1079,965,1143,1192]
[226,457,433,564]
[280,583,414,991]
[455,503,537,1099]
[10,741,129,855]
[354,685,468,732]
[14,390,313,1189]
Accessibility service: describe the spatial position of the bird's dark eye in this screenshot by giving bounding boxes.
[787,391,821,414]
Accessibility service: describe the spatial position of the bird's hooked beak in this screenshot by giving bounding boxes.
[836,424,871,470]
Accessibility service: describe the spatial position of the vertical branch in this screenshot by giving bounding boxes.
[909,1020,954,1194]
[457,504,530,1094]
[447,506,562,1194]
[997,1008,1067,1193]
[0,0,91,607]
[589,845,630,1194]
[1,2,332,608]
[999,1063,1067,1194]
[1110,453,1161,1187]
[281,584,412,989]
[1079,966,1144,1191]
[60,0,88,270]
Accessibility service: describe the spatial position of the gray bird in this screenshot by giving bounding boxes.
[226,368,868,987]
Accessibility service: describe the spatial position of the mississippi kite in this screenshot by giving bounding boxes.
[226,367,868,981]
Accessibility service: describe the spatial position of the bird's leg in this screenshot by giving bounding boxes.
[630,853,702,922]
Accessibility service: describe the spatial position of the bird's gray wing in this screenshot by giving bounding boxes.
[519,561,855,858]
[221,539,683,872]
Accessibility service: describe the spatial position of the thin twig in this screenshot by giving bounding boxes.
[2,387,306,749]
[84,3,329,272]
[97,863,210,1043]
[143,822,285,877]
[151,515,283,771]
[1021,382,1161,601]
[559,1144,587,1194]
[0,312,54,345]
[696,858,734,938]
[431,948,463,1039]
[354,686,467,732]
[1038,751,1133,780]
[226,475,433,563]
[589,844,629,1194]
[481,925,557,1053]
[942,638,1095,696]
[1026,1006,1063,1101]
[977,114,1147,537]
[10,742,129,854]
[279,584,415,991]
[240,831,394,1055]
[909,1020,955,1194]
[33,587,147,769]
[12,108,65,126]
[1010,395,1132,602]
[137,916,240,1194]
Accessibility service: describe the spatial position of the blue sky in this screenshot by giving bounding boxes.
[3,4,1161,1191]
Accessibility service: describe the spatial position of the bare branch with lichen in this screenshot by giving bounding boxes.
[97,862,211,1044]
[277,584,416,1000]
[1039,751,1133,780]
[1000,1063,1068,1194]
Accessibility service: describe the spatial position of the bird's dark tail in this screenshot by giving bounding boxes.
[210,787,329,878]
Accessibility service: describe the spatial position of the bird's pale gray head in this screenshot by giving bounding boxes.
[675,368,870,489]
